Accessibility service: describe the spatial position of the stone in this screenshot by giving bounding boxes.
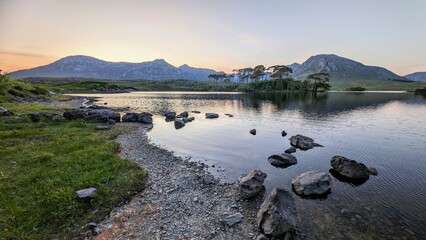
[174,119,185,129]
[268,154,297,168]
[76,187,97,200]
[95,124,111,130]
[205,113,219,118]
[122,113,139,122]
[203,175,213,185]
[238,170,267,199]
[179,111,189,118]
[108,119,116,125]
[281,131,287,137]
[164,111,177,119]
[187,117,195,122]
[28,113,40,122]
[368,167,378,176]
[330,156,370,179]
[63,109,120,122]
[182,118,191,123]
[225,113,234,117]
[137,113,153,124]
[284,147,297,154]
[257,188,298,237]
[223,212,243,227]
[289,134,323,150]
[292,171,332,196]
[256,234,269,240]
[250,129,256,135]
[191,110,201,114]
[0,107,13,116]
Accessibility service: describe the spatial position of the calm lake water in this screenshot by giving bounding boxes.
[73,91,426,239]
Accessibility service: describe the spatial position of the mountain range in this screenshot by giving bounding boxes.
[10,55,222,81]
[9,54,425,83]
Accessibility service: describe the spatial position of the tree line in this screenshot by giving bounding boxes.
[208,65,331,92]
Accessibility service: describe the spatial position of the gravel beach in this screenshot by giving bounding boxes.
[95,123,263,240]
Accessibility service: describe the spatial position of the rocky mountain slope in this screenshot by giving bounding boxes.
[10,55,222,81]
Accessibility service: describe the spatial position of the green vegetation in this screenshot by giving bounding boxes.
[0,77,148,238]
[346,86,366,91]
[0,112,148,239]
[0,75,49,102]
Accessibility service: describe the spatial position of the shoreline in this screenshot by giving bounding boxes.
[95,123,265,240]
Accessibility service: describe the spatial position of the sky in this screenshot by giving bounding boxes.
[0,0,425,75]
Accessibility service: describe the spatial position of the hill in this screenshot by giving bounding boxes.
[291,54,407,82]
[9,55,223,81]
[405,72,426,82]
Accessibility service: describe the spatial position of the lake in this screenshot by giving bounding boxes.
[73,91,426,239]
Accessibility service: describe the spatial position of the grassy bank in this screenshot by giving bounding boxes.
[0,78,148,239]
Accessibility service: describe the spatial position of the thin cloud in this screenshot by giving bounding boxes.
[0,50,55,59]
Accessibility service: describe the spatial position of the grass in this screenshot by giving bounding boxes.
[0,75,49,102]
[0,104,148,239]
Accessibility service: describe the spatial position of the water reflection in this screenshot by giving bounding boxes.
[69,91,426,240]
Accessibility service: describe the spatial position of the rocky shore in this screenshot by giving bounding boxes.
[95,124,269,240]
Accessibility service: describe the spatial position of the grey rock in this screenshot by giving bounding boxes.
[289,134,323,150]
[368,167,378,176]
[250,129,256,135]
[164,111,176,119]
[174,119,185,129]
[292,171,332,196]
[91,227,100,235]
[256,234,269,240]
[76,187,97,200]
[284,147,297,154]
[95,124,111,130]
[205,113,219,118]
[182,118,191,123]
[0,107,13,116]
[63,109,120,122]
[257,188,298,237]
[223,212,243,227]
[187,117,195,122]
[122,113,139,122]
[330,156,370,179]
[268,154,297,168]
[85,222,98,229]
[238,170,267,199]
[203,175,214,185]
[281,131,287,137]
[137,113,153,124]
[179,111,189,118]
[108,119,116,125]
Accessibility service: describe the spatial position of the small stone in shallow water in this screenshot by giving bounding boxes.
[250,129,256,135]
[281,131,287,137]
[368,167,378,176]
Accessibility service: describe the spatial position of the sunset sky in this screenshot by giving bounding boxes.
[1,0,425,75]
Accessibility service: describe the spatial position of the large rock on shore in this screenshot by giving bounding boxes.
[0,107,13,116]
[292,171,332,196]
[268,154,297,168]
[174,119,185,129]
[330,156,369,179]
[289,134,323,150]
[63,109,120,122]
[164,111,176,119]
[257,188,298,237]
[122,112,152,124]
[238,170,267,199]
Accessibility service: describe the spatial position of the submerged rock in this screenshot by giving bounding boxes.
[330,156,369,179]
[257,188,298,237]
[289,134,323,150]
[284,147,297,154]
[205,113,219,118]
[250,129,257,135]
[268,154,297,168]
[292,171,332,196]
[174,119,185,129]
[368,167,378,176]
[238,170,267,199]
[223,212,244,227]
